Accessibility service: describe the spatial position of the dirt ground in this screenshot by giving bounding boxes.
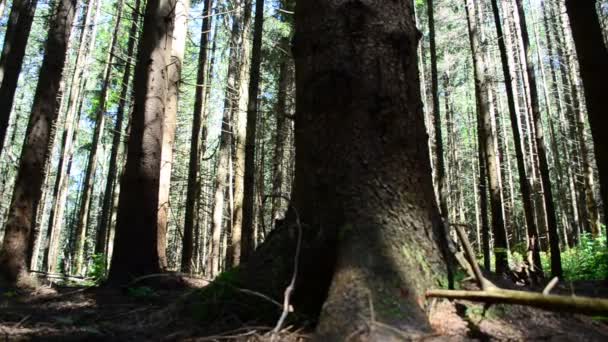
[1,276,607,341]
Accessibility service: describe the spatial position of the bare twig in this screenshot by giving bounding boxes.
[271,203,303,340]
[451,223,496,290]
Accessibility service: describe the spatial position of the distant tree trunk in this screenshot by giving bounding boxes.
[514,0,562,278]
[96,0,142,258]
[107,0,176,284]
[43,0,99,273]
[157,0,189,271]
[209,3,244,277]
[0,0,77,286]
[270,39,291,223]
[181,0,214,274]
[73,0,126,274]
[565,0,608,239]
[230,0,252,268]
[427,0,448,222]
[240,0,265,263]
[0,0,37,156]
[490,0,542,272]
[466,0,509,274]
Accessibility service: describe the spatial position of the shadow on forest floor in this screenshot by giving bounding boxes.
[1,275,608,341]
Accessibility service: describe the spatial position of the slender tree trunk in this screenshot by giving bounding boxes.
[490,0,542,272]
[514,0,562,277]
[466,0,509,274]
[181,0,214,273]
[107,0,176,284]
[565,0,608,240]
[96,0,142,258]
[43,0,100,272]
[157,0,190,271]
[209,2,244,277]
[0,0,38,156]
[0,0,77,286]
[230,0,253,268]
[240,0,265,263]
[73,0,126,274]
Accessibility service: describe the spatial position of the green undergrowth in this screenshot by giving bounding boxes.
[541,233,608,281]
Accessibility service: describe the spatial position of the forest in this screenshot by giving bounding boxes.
[0,0,607,340]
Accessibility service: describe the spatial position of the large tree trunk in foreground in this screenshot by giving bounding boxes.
[290,0,447,338]
[0,0,37,156]
[0,0,77,286]
[565,0,608,240]
[107,0,175,284]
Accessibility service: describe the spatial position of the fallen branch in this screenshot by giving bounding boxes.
[426,288,608,317]
[451,223,496,291]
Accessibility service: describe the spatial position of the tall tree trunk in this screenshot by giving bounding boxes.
[73,0,126,275]
[43,0,100,273]
[288,0,448,337]
[565,0,608,240]
[466,0,509,274]
[427,0,448,222]
[270,38,291,224]
[230,0,253,268]
[181,0,214,273]
[514,0,562,277]
[0,0,38,156]
[107,0,176,284]
[0,0,77,286]
[489,0,542,272]
[209,0,246,276]
[157,0,190,271]
[96,0,142,258]
[240,0,265,263]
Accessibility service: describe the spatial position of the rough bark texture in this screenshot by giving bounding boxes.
[182,0,214,273]
[0,0,77,286]
[0,0,37,156]
[290,0,447,338]
[107,0,175,284]
[565,0,608,240]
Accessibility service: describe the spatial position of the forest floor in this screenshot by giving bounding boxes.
[1,275,608,341]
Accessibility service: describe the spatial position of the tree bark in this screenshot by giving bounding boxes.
[0,0,77,286]
[107,0,176,284]
[0,0,38,156]
[565,0,608,240]
[291,0,448,337]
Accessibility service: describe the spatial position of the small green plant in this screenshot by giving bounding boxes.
[541,233,608,281]
[127,286,158,299]
[87,253,108,283]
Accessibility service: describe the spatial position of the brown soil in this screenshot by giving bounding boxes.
[1,276,607,341]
